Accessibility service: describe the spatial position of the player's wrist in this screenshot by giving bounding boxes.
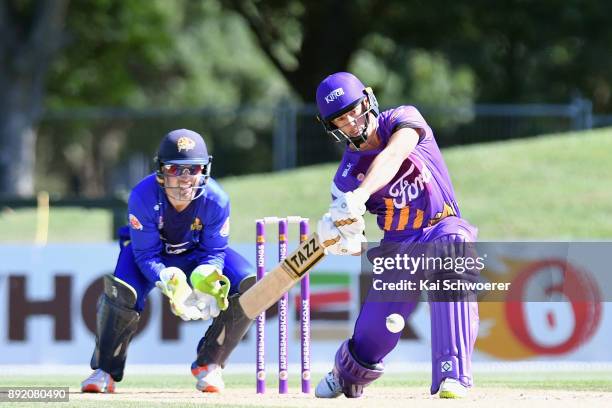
[352,187,370,205]
[159,267,185,285]
[190,264,230,311]
[190,264,220,289]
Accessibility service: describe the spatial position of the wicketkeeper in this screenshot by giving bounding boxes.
[81,129,255,393]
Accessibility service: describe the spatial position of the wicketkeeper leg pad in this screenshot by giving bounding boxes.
[195,292,253,368]
[237,274,256,294]
[90,274,140,382]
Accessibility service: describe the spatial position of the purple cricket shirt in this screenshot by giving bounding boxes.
[331,105,461,242]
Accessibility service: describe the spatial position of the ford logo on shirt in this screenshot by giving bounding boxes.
[388,161,432,209]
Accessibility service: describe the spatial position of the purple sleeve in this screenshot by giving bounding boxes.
[128,192,166,282]
[331,156,357,201]
[379,106,430,145]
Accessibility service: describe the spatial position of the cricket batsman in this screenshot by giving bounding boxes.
[313,72,479,398]
[81,129,255,393]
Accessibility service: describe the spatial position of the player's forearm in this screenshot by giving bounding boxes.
[140,259,166,282]
[132,247,166,282]
[197,232,228,271]
[359,128,419,195]
[359,148,407,195]
[196,251,226,273]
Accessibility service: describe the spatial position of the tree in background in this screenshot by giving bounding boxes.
[11,0,289,196]
[226,0,384,101]
[404,0,612,110]
[226,0,477,151]
[228,0,612,111]
[3,0,612,196]
[0,0,68,196]
[350,34,475,129]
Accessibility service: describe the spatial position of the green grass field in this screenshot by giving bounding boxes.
[1,128,611,242]
[6,372,608,391]
[1,372,611,408]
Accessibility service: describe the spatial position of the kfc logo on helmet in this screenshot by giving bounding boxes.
[129,214,143,230]
[176,136,196,152]
[325,88,344,103]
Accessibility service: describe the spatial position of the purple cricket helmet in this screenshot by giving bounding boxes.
[315,72,379,149]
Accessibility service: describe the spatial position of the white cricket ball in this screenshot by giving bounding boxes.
[385,313,405,333]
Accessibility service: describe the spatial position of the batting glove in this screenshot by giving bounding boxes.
[317,213,367,256]
[330,187,369,236]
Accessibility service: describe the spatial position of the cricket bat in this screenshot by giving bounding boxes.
[239,233,325,319]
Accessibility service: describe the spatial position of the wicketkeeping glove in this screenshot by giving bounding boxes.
[187,264,231,320]
[330,187,369,236]
[156,267,203,321]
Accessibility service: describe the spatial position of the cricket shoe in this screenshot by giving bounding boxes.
[81,369,115,393]
[315,371,343,398]
[438,378,468,399]
[191,362,225,393]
